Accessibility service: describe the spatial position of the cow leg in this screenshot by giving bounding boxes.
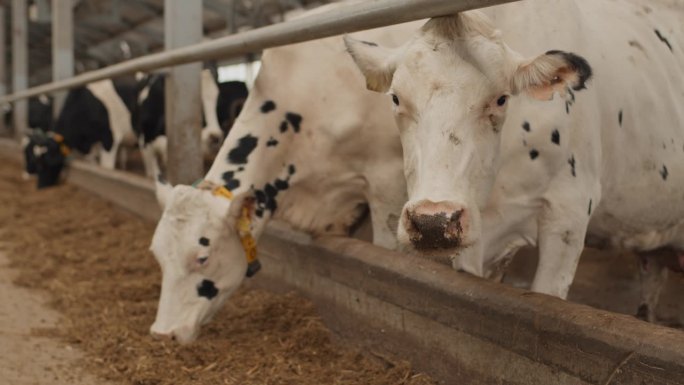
[531,199,590,299]
[99,144,117,169]
[635,252,668,323]
[140,143,157,178]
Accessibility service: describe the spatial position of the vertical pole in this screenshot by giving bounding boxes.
[12,0,28,141]
[0,6,7,135]
[164,0,203,184]
[52,0,74,118]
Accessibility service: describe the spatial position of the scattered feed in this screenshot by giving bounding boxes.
[0,159,436,385]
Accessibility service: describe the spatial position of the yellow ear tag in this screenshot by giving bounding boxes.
[237,206,257,262]
[51,133,71,156]
[212,186,234,200]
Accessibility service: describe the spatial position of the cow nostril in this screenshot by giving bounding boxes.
[404,208,464,250]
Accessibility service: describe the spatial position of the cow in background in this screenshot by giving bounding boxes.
[136,69,248,177]
[5,95,53,135]
[23,75,141,188]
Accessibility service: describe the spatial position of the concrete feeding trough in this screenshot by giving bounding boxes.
[1,138,683,384]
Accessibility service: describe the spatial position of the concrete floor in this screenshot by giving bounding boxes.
[0,249,114,385]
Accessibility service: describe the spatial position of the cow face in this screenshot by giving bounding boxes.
[23,133,67,189]
[345,12,591,274]
[149,181,250,343]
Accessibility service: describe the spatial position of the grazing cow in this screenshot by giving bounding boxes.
[136,70,248,177]
[148,18,416,343]
[6,95,53,134]
[24,76,141,188]
[345,0,684,321]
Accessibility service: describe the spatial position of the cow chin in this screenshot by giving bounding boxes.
[396,199,485,276]
[150,302,215,344]
[150,286,232,344]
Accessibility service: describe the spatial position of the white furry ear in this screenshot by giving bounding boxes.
[152,156,173,210]
[155,175,173,210]
[344,35,398,93]
[511,50,592,100]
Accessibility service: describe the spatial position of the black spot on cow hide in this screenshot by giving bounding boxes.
[660,165,668,180]
[285,112,303,133]
[222,171,241,190]
[199,237,210,247]
[551,129,560,145]
[274,178,289,190]
[227,134,258,164]
[522,121,531,132]
[225,178,240,190]
[529,149,539,160]
[360,40,378,47]
[279,120,288,133]
[197,279,218,300]
[267,137,278,147]
[654,29,673,52]
[568,155,576,177]
[618,110,623,127]
[261,100,277,113]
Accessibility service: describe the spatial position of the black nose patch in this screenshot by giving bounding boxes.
[197,279,218,300]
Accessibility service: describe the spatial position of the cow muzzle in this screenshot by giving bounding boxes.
[402,200,468,250]
[150,323,198,344]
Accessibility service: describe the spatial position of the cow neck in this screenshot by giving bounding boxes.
[204,133,294,241]
[193,179,261,278]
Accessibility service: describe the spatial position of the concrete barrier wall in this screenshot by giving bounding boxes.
[2,138,683,385]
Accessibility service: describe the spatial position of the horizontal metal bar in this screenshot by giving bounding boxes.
[0,0,519,104]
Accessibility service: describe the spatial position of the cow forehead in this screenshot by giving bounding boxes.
[398,38,509,94]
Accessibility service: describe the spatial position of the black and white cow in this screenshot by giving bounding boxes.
[147,15,413,343]
[345,0,684,321]
[7,95,53,134]
[23,75,141,188]
[136,69,248,176]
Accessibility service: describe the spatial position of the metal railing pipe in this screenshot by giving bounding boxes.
[0,0,519,104]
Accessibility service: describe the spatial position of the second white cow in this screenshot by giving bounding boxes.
[345,0,684,321]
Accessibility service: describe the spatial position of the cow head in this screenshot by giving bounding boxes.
[149,176,258,343]
[23,132,68,189]
[345,12,591,274]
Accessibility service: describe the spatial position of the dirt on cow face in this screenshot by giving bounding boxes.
[0,158,436,385]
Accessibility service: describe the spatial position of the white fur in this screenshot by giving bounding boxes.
[347,0,684,302]
[86,80,137,169]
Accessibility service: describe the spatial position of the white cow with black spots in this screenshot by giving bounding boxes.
[345,0,684,321]
[148,11,417,342]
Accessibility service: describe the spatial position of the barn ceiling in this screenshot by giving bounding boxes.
[2,0,336,86]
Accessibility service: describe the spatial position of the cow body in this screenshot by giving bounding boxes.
[149,16,415,342]
[136,70,248,176]
[346,0,683,320]
[23,76,140,188]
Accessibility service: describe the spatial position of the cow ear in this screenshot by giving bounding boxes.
[153,159,173,209]
[511,50,592,101]
[344,35,398,93]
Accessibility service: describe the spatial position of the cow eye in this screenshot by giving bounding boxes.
[197,256,209,265]
[391,94,399,106]
[496,95,508,106]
